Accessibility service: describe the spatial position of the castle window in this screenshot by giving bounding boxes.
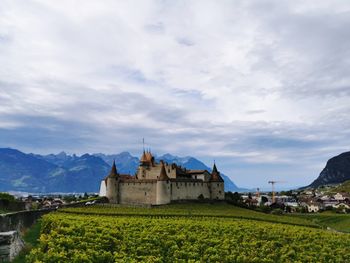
[195,175,197,179]
[217,184,219,187]
[168,168,170,173]
[219,191,222,194]
[145,192,147,196]
[193,183,195,186]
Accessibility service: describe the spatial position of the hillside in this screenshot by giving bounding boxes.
[332,180,350,193]
[309,151,350,187]
[0,148,62,192]
[93,152,139,174]
[0,148,109,193]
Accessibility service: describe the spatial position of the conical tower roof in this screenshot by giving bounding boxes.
[108,160,118,178]
[140,150,148,163]
[211,162,224,182]
[158,161,169,181]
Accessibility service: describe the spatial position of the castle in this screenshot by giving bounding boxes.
[99,151,225,205]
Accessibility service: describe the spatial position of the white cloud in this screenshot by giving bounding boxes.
[0,0,350,187]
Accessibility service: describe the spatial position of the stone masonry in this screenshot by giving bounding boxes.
[0,231,24,262]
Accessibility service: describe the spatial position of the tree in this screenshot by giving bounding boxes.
[0,192,15,202]
[225,192,243,205]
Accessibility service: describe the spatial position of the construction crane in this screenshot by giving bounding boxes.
[268,181,285,203]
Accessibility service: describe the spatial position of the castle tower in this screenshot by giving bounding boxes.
[156,161,171,205]
[140,150,148,166]
[209,162,225,200]
[106,160,119,203]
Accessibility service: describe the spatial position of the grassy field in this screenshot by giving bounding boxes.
[61,203,319,228]
[295,212,350,233]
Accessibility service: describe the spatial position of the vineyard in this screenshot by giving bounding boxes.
[61,204,319,228]
[26,205,350,262]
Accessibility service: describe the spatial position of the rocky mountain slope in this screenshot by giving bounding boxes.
[0,148,241,193]
[0,149,110,193]
[309,151,350,187]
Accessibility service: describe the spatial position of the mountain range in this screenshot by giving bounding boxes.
[0,148,241,193]
[309,151,350,188]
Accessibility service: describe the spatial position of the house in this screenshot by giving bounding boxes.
[306,204,319,213]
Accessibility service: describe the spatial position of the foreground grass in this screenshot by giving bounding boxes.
[12,220,42,263]
[61,203,319,228]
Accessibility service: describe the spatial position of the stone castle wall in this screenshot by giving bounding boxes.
[119,181,157,205]
[115,180,224,205]
[0,231,24,262]
[0,210,52,232]
[170,181,211,201]
[0,209,53,262]
[210,182,225,200]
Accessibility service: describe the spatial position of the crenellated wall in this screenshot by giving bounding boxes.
[113,180,224,205]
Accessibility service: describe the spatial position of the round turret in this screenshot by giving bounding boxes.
[156,161,171,204]
[209,163,224,200]
[106,161,119,203]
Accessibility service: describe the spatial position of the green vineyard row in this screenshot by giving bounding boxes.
[27,212,350,262]
[61,204,319,228]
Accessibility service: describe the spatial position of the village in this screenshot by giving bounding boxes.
[239,187,350,213]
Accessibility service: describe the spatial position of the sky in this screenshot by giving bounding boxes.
[1,0,350,189]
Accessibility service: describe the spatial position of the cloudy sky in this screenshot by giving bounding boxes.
[1,0,350,188]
